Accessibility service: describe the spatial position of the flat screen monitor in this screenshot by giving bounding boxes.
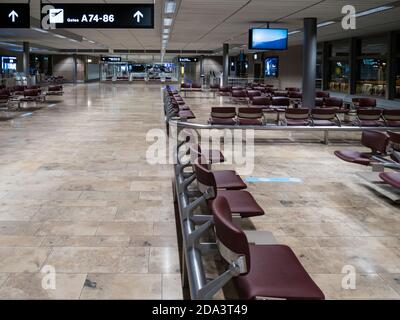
[1,56,17,71]
[265,57,279,77]
[249,28,288,50]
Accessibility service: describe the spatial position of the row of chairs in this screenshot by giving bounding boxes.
[209,106,400,127]
[165,86,196,120]
[335,130,400,189]
[188,145,324,299]
[0,85,63,108]
[180,83,202,91]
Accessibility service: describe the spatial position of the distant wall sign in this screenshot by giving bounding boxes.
[178,57,199,63]
[41,3,154,29]
[0,4,30,28]
[101,56,122,63]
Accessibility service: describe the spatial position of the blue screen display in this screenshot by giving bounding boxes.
[249,29,288,50]
[265,57,279,77]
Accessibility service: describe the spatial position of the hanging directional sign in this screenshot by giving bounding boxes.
[40,3,154,29]
[0,4,30,28]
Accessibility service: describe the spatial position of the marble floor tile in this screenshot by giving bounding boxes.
[162,274,183,299]
[80,274,161,299]
[0,247,51,272]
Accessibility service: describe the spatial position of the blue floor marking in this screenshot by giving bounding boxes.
[244,176,303,183]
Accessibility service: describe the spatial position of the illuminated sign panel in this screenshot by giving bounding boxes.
[41,3,154,29]
[0,4,30,28]
[101,56,122,62]
[178,57,199,63]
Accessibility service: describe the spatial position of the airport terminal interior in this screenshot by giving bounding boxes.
[1,0,400,301]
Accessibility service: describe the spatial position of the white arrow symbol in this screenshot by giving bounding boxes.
[8,10,19,23]
[133,10,143,23]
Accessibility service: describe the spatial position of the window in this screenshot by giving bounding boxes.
[356,58,387,97]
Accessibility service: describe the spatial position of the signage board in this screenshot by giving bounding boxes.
[178,57,199,63]
[0,4,30,28]
[101,56,122,63]
[41,3,154,29]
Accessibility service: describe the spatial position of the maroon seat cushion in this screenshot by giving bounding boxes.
[178,110,195,119]
[358,120,383,127]
[210,118,236,125]
[380,172,400,188]
[234,244,325,300]
[312,119,336,126]
[333,150,371,165]
[209,191,264,218]
[386,120,400,127]
[286,119,309,126]
[213,171,247,190]
[237,118,262,126]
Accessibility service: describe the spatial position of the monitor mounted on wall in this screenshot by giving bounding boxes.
[249,28,288,50]
[264,56,279,77]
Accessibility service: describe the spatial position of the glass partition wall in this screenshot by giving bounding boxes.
[328,40,350,93]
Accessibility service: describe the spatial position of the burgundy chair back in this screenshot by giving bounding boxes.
[383,109,400,121]
[181,83,191,89]
[315,98,324,107]
[191,83,201,89]
[273,90,288,97]
[231,90,247,98]
[357,108,382,120]
[210,84,220,90]
[246,90,261,100]
[285,87,300,92]
[271,97,290,107]
[211,107,236,118]
[288,92,302,99]
[24,89,40,97]
[358,98,377,108]
[252,96,270,106]
[361,130,389,154]
[237,107,263,119]
[316,91,330,98]
[324,97,343,108]
[211,196,251,272]
[311,108,338,120]
[285,108,309,119]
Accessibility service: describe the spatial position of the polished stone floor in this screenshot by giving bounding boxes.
[0,83,181,299]
[0,83,400,299]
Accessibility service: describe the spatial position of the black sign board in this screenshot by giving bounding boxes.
[101,56,122,63]
[41,3,154,29]
[178,57,199,63]
[0,4,30,28]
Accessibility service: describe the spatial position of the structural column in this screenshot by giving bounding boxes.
[321,42,331,91]
[222,43,229,86]
[386,31,396,100]
[72,54,77,84]
[302,18,317,108]
[22,42,30,75]
[349,38,358,95]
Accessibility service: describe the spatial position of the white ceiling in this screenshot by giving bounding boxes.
[0,0,399,55]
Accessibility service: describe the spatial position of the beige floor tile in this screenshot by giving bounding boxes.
[162,274,183,299]
[0,247,51,272]
[149,247,180,274]
[80,274,161,299]
[0,273,86,299]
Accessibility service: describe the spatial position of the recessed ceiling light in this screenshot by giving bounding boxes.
[69,38,78,42]
[53,34,67,39]
[164,18,173,26]
[88,40,95,44]
[163,28,170,34]
[288,30,301,35]
[165,1,176,14]
[317,21,335,28]
[31,27,48,34]
[355,5,394,17]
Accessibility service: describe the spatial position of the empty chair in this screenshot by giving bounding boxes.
[253,86,266,93]
[237,107,264,126]
[273,90,289,97]
[358,98,377,108]
[284,108,310,126]
[271,97,290,109]
[11,85,26,95]
[180,83,191,90]
[379,172,400,188]
[192,155,247,190]
[334,130,389,165]
[209,107,236,125]
[210,84,220,90]
[219,86,232,96]
[382,109,400,127]
[20,89,44,102]
[193,161,264,218]
[288,91,302,103]
[251,96,271,110]
[316,91,330,98]
[356,108,383,126]
[211,196,325,300]
[232,86,244,91]
[315,98,324,107]
[191,83,202,91]
[285,87,300,92]
[324,97,343,108]
[188,143,225,165]
[387,131,400,163]
[246,90,261,101]
[310,108,340,126]
[231,90,248,104]
[0,89,10,107]
[46,85,63,96]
